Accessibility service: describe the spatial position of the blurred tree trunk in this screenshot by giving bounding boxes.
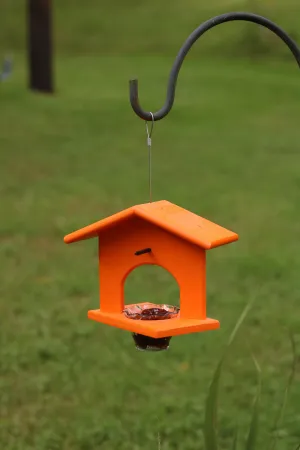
[27,0,54,93]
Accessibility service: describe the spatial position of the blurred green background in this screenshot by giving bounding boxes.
[1,1,300,449]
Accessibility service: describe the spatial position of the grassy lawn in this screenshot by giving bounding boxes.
[1,53,300,450]
[1,1,300,449]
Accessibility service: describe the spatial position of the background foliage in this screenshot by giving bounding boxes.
[1,1,300,449]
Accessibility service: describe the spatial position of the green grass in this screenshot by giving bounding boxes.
[1,1,300,449]
[1,52,300,450]
[1,0,300,56]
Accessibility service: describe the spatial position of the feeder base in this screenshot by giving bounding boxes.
[88,303,220,338]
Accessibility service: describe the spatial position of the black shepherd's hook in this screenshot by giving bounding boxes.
[129,12,300,121]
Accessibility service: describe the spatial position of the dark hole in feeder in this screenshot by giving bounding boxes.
[135,248,151,256]
[123,304,179,352]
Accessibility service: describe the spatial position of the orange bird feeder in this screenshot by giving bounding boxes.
[64,200,238,350]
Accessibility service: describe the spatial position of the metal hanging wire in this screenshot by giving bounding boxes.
[145,112,154,203]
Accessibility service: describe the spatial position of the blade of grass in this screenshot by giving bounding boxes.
[226,298,254,348]
[269,331,297,450]
[231,427,238,450]
[245,353,262,450]
[203,299,254,450]
[203,358,223,450]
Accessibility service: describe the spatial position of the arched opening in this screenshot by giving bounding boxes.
[124,263,180,309]
[124,264,180,351]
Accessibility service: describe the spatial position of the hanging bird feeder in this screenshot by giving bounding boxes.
[64,12,300,351]
[64,201,238,350]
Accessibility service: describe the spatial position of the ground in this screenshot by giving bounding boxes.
[1,1,300,450]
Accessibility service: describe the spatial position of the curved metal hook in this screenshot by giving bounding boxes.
[129,12,300,121]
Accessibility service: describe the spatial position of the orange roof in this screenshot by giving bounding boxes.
[64,200,238,250]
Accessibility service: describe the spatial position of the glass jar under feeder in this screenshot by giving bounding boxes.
[123,303,180,351]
